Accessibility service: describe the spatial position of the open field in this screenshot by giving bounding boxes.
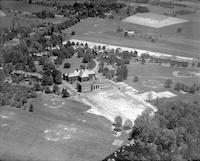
[0,94,124,161]
[0,0,51,12]
[124,62,200,93]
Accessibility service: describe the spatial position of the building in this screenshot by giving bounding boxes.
[4,38,20,48]
[63,69,95,83]
[12,70,42,82]
[76,79,110,92]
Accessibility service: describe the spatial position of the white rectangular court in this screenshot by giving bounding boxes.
[86,89,156,124]
[122,13,189,28]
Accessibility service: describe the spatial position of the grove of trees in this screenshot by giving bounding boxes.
[105,100,200,160]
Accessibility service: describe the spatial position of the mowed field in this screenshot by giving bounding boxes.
[0,16,12,31]
[0,94,122,161]
[57,55,83,74]
[124,61,200,93]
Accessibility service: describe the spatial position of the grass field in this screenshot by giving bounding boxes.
[57,55,84,74]
[0,16,12,31]
[124,62,200,93]
[0,94,125,161]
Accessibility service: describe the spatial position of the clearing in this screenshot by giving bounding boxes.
[0,94,125,161]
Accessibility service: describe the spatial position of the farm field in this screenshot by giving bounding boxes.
[0,0,51,13]
[0,94,124,161]
[66,16,200,58]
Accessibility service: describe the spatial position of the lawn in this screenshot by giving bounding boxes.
[0,16,12,31]
[124,61,200,93]
[57,55,84,74]
[0,94,124,161]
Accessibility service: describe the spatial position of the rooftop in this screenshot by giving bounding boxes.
[67,69,95,78]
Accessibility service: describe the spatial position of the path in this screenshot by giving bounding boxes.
[89,59,99,74]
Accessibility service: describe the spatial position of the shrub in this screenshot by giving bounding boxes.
[53,84,59,93]
[114,116,122,128]
[135,6,149,13]
[123,119,133,130]
[64,62,71,68]
[71,31,76,35]
[45,87,51,93]
[82,53,92,63]
[62,88,70,97]
[164,79,173,88]
[133,76,139,82]
[34,83,41,91]
[29,104,33,112]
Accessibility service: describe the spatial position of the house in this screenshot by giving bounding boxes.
[4,38,20,48]
[12,70,42,82]
[77,79,110,92]
[124,30,136,36]
[33,51,49,58]
[63,69,95,83]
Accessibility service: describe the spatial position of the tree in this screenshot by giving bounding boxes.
[133,75,139,82]
[189,86,195,94]
[82,53,92,63]
[71,31,76,35]
[124,100,200,160]
[80,64,86,70]
[29,104,33,112]
[55,58,63,66]
[62,88,70,97]
[42,74,53,86]
[123,119,133,130]
[64,62,71,68]
[164,79,173,88]
[52,69,62,84]
[53,84,59,93]
[174,82,181,91]
[141,57,146,65]
[114,116,122,128]
[45,86,51,93]
[135,6,149,13]
[116,65,128,81]
[117,26,123,33]
[177,28,182,33]
[34,83,41,91]
[76,83,82,92]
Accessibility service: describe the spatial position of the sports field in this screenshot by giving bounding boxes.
[86,89,156,124]
[0,94,122,161]
[122,13,189,28]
